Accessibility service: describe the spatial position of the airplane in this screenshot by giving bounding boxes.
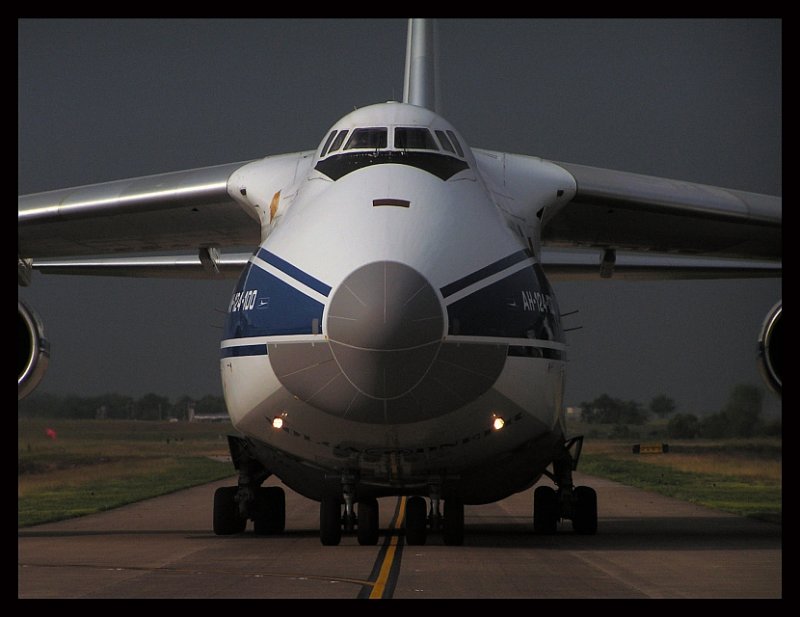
[18,19,781,545]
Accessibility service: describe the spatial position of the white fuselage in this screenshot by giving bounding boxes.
[219,103,570,504]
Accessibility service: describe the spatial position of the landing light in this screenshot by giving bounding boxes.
[271,415,285,429]
[492,415,505,431]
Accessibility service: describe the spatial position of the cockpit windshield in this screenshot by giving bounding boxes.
[395,127,439,150]
[315,123,469,181]
[327,130,349,154]
[344,127,388,150]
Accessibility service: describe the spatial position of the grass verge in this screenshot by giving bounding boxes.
[19,457,233,527]
[18,418,237,527]
[18,420,782,527]
[579,439,781,523]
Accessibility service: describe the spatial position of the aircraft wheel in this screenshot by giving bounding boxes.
[213,486,246,535]
[533,485,559,534]
[443,498,464,546]
[571,486,598,535]
[253,486,286,535]
[320,497,342,546]
[357,498,380,546]
[405,496,427,545]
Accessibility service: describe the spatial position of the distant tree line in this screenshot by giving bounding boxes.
[579,394,648,425]
[666,384,780,439]
[21,384,780,438]
[18,392,227,421]
[579,384,780,439]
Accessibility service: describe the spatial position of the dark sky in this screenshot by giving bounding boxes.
[18,18,781,417]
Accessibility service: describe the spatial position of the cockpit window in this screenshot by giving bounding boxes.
[314,123,470,181]
[395,127,439,151]
[328,130,349,153]
[446,130,465,157]
[320,130,337,157]
[435,130,456,154]
[344,127,388,150]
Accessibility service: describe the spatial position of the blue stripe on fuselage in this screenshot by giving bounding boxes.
[440,249,532,299]
[446,263,564,343]
[223,261,325,341]
[257,248,332,297]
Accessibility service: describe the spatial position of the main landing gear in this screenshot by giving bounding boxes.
[213,437,286,536]
[213,484,286,535]
[533,436,597,535]
[212,436,596,543]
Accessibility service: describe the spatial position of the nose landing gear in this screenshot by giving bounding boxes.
[319,474,466,546]
[319,495,383,546]
[404,482,464,546]
[533,436,597,535]
[320,471,383,546]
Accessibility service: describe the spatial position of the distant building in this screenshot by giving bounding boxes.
[191,413,230,423]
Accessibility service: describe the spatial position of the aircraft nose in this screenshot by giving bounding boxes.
[326,261,444,399]
[267,261,506,424]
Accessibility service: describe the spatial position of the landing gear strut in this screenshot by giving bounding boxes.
[533,436,597,535]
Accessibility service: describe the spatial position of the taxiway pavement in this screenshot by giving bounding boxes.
[18,473,781,598]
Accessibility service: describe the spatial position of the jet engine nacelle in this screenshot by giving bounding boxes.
[758,300,781,396]
[18,299,49,400]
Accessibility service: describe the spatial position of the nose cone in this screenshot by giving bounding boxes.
[267,261,507,424]
[327,261,444,399]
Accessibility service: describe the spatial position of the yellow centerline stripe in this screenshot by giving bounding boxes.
[368,496,406,599]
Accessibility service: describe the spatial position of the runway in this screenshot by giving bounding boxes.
[18,472,781,598]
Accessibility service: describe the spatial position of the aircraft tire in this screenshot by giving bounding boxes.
[357,498,380,545]
[443,498,465,546]
[533,485,559,534]
[253,486,286,535]
[320,497,342,546]
[571,486,598,535]
[405,496,428,545]
[213,486,246,535]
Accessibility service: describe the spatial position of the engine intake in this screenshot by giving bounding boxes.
[757,300,781,396]
[18,299,49,400]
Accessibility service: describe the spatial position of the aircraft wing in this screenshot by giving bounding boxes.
[19,149,781,283]
[18,151,316,282]
[473,150,780,280]
[18,161,259,259]
[543,160,781,263]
